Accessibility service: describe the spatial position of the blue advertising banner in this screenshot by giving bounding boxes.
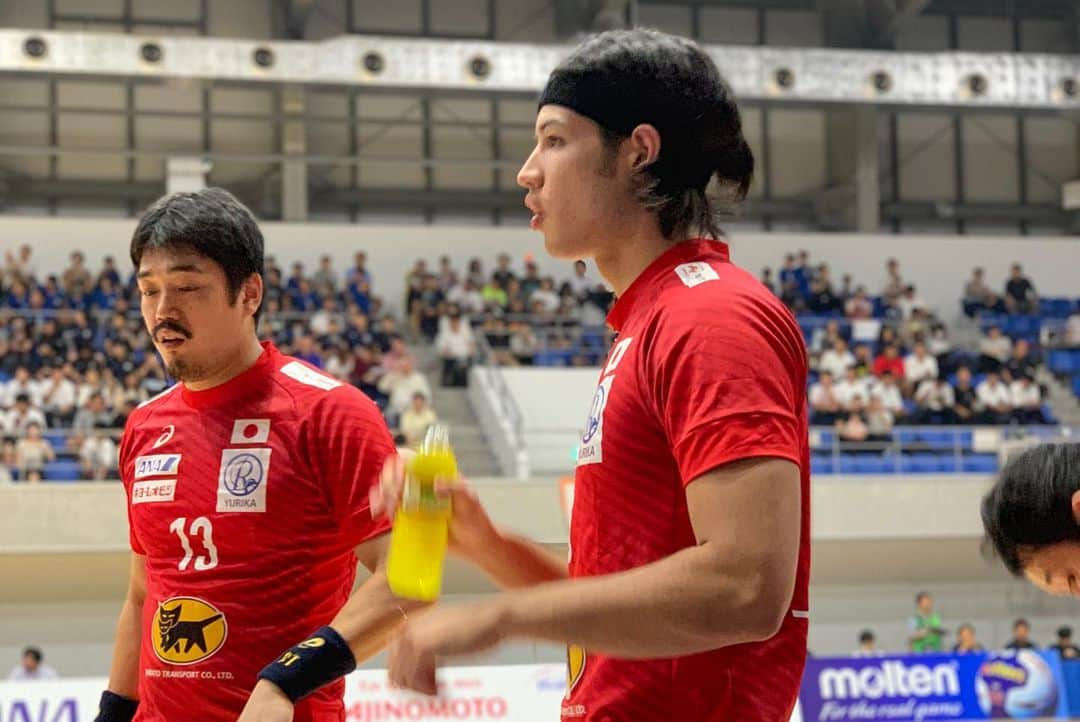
[799,651,1071,722]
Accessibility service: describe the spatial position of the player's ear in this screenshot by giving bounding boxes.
[627,123,661,172]
[240,272,263,315]
[1071,490,1080,526]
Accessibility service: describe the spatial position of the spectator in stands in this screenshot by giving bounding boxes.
[509,321,539,365]
[312,254,338,293]
[399,392,438,449]
[882,257,904,301]
[1005,339,1037,382]
[951,367,977,425]
[962,267,995,317]
[412,274,446,340]
[809,372,841,425]
[1066,308,1080,346]
[61,251,92,294]
[899,307,932,350]
[1004,263,1037,315]
[465,258,484,288]
[378,356,433,424]
[2,394,48,436]
[1009,375,1045,425]
[1052,627,1080,659]
[565,260,594,301]
[835,368,871,412]
[853,630,881,657]
[819,338,856,380]
[14,422,53,482]
[836,409,868,444]
[977,372,1013,425]
[324,344,355,381]
[373,316,399,354]
[778,254,802,310]
[904,342,939,393]
[871,371,905,419]
[436,255,457,292]
[113,373,148,410]
[1006,619,1037,650]
[347,251,371,288]
[794,250,813,297]
[897,285,928,320]
[447,278,486,315]
[809,319,843,359]
[293,335,323,369]
[73,393,114,435]
[808,263,841,314]
[343,312,375,351]
[851,344,875,381]
[844,286,873,320]
[435,312,475,387]
[39,365,77,427]
[481,275,509,312]
[914,377,956,425]
[488,253,512,289]
[873,344,905,380]
[529,277,561,314]
[79,427,118,481]
[310,297,342,337]
[864,397,894,443]
[978,325,1012,373]
[953,623,984,654]
[926,322,953,370]
[520,260,542,300]
[3,244,35,285]
[7,647,57,680]
[2,367,41,408]
[908,591,945,653]
[759,267,774,295]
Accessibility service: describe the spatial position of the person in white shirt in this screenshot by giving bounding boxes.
[897,285,928,320]
[377,356,434,423]
[871,371,906,419]
[399,392,439,448]
[446,279,486,315]
[435,314,476,387]
[79,431,118,481]
[1,395,48,437]
[1066,312,1080,346]
[39,366,77,427]
[309,296,341,337]
[528,277,561,314]
[1,367,43,409]
[914,377,956,424]
[7,647,57,681]
[864,397,895,442]
[844,286,873,320]
[1009,375,1045,425]
[834,368,871,412]
[809,371,842,425]
[904,342,939,393]
[819,338,856,380]
[882,257,904,300]
[976,372,1013,424]
[978,326,1012,373]
[565,260,594,301]
[853,630,884,657]
[14,422,54,483]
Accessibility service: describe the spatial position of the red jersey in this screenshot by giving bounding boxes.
[118,342,393,722]
[565,239,810,722]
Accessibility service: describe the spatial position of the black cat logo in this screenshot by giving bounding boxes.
[152,596,228,665]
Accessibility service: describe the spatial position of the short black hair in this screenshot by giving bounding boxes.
[958,623,975,635]
[915,591,931,604]
[1014,618,1030,630]
[22,647,42,663]
[981,443,1080,575]
[1057,625,1072,639]
[544,28,753,240]
[858,630,875,644]
[130,187,265,325]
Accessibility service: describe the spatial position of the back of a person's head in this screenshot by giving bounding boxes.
[541,28,753,239]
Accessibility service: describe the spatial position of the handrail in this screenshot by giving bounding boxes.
[473,330,529,479]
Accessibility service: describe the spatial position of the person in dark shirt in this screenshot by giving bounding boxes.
[1051,626,1080,659]
[953,623,985,654]
[1005,618,1038,650]
[491,253,516,290]
[951,366,978,425]
[1004,262,1037,315]
[1005,339,1037,381]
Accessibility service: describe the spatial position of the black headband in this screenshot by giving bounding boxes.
[538,69,719,190]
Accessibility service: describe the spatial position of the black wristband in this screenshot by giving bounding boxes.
[257,625,357,703]
[94,690,138,722]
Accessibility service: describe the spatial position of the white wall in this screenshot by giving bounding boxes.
[1,217,1077,322]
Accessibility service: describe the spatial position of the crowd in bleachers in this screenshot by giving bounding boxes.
[0,246,442,482]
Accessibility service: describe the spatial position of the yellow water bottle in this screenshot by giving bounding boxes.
[386,425,458,601]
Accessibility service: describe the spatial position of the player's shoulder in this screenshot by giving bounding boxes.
[129,383,182,423]
[269,354,382,421]
[654,255,791,327]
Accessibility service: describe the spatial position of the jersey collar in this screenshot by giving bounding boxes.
[180,340,277,410]
[606,238,730,332]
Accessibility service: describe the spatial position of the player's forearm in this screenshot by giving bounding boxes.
[329,570,428,663]
[463,527,568,589]
[495,542,791,658]
[105,596,143,698]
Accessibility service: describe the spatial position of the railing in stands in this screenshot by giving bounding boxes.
[472,330,530,479]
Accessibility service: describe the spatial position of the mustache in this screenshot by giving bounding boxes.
[152,321,192,340]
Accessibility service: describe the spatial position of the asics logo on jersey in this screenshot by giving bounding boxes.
[152,424,175,448]
[153,597,228,665]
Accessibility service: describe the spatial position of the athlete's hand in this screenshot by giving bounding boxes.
[387,601,508,695]
[371,450,499,560]
[237,680,293,722]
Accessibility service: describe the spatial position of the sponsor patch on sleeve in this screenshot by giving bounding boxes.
[134,454,182,479]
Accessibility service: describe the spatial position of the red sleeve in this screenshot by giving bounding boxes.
[117,416,145,555]
[647,293,806,486]
[305,389,395,549]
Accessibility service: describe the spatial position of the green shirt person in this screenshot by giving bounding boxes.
[908,591,946,653]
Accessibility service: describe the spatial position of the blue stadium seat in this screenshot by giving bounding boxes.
[1073,376,1080,398]
[1039,298,1074,318]
[44,431,66,449]
[837,455,860,474]
[811,455,834,475]
[43,460,82,481]
[1047,350,1075,375]
[901,454,942,474]
[962,454,998,474]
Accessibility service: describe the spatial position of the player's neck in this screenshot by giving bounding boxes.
[184,336,265,392]
[593,215,687,297]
